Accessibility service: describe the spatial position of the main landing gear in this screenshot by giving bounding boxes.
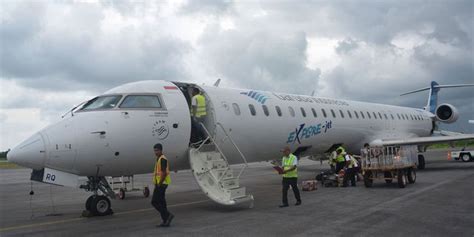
[80,176,115,217]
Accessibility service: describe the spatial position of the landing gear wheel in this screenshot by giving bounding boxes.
[85,195,94,211]
[417,155,425,170]
[90,196,113,216]
[118,188,126,200]
[384,172,393,184]
[397,170,407,188]
[143,187,150,198]
[364,171,373,188]
[461,153,472,162]
[407,168,416,184]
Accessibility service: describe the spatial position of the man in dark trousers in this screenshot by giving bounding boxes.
[279,146,302,208]
[151,143,174,227]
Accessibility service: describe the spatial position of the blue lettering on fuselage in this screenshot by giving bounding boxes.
[286,120,332,144]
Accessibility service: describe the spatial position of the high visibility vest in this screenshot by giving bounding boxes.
[336,146,346,163]
[193,94,207,118]
[153,155,171,185]
[346,155,358,168]
[282,154,298,178]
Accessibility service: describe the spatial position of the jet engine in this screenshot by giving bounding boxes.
[435,103,459,123]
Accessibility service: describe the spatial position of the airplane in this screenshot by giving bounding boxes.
[7,80,474,216]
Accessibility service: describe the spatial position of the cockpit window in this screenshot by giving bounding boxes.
[81,95,122,110]
[120,95,162,108]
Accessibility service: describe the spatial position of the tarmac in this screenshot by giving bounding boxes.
[0,148,473,237]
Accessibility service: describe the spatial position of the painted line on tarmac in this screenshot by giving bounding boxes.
[0,199,209,233]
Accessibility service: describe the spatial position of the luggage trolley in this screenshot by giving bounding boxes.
[108,175,150,200]
[361,145,418,188]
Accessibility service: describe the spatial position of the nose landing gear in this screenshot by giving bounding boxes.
[80,176,115,217]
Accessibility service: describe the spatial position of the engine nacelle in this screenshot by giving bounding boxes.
[435,103,459,124]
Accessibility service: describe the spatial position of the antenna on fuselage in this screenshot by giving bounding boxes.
[214,78,221,87]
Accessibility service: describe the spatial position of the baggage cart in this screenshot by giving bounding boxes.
[361,145,417,188]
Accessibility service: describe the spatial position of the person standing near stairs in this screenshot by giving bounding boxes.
[279,146,302,208]
[151,143,174,227]
[191,88,208,144]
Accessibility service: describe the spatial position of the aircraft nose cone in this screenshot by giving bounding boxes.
[7,133,46,169]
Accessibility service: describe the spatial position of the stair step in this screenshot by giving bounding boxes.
[221,178,239,189]
[226,187,246,199]
[207,160,227,169]
[206,152,223,161]
[199,144,216,152]
[211,168,234,180]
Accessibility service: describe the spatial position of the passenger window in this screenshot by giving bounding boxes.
[347,110,352,119]
[300,107,306,117]
[331,109,336,118]
[378,112,383,120]
[384,113,388,120]
[262,105,269,116]
[249,104,256,116]
[367,112,371,119]
[289,106,295,117]
[360,111,365,119]
[322,109,327,118]
[311,108,317,117]
[373,112,377,119]
[233,103,241,116]
[397,114,401,120]
[390,114,394,120]
[410,114,414,120]
[354,111,359,119]
[339,110,344,118]
[275,106,282,117]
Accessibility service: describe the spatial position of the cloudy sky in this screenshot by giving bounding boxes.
[1,0,473,150]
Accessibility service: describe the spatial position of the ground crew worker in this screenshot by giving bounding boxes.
[335,147,346,173]
[191,88,207,143]
[342,153,358,187]
[151,143,174,227]
[279,146,302,208]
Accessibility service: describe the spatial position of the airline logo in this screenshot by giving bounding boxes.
[240,91,269,104]
[287,120,333,144]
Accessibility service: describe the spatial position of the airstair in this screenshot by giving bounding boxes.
[189,122,254,207]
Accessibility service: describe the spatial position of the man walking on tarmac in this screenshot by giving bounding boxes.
[151,143,174,227]
[279,146,302,208]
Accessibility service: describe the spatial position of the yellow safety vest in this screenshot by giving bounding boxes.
[193,94,207,118]
[336,146,346,162]
[153,155,171,185]
[282,154,298,178]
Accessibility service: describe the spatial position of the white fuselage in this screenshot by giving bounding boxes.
[8,80,433,176]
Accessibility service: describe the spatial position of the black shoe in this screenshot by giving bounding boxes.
[279,204,289,208]
[295,201,301,206]
[165,213,174,226]
[157,223,168,227]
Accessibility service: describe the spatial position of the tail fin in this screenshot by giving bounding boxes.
[400,81,474,113]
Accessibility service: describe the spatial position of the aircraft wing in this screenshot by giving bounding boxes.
[373,134,474,146]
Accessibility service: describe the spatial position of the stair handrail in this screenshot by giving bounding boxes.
[197,123,231,182]
[215,122,248,179]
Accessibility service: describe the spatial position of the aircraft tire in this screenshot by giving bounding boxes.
[384,172,393,184]
[364,171,373,188]
[407,168,416,184]
[417,155,425,170]
[85,196,94,211]
[397,170,407,188]
[461,153,472,162]
[90,196,112,216]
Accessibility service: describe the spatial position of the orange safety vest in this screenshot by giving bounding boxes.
[153,155,171,185]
